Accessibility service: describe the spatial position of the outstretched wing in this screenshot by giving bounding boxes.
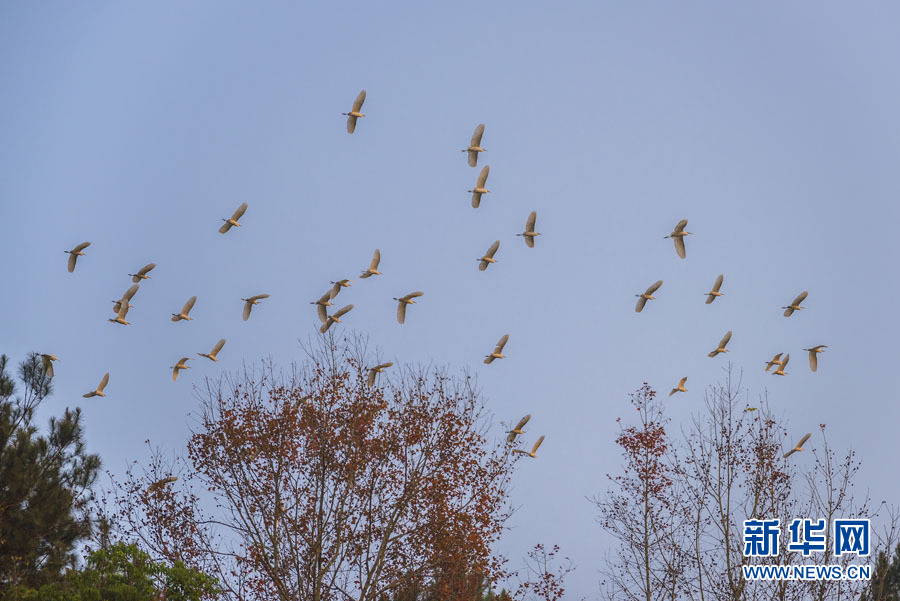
[397,301,407,324]
[809,351,818,372]
[231,202,249,221]
[346,115,358,134]
[495,334,509,353]
[242,301,252,321]
[525,211,536,232]
[211,338,226,356]
[476,165,489,188]
[333,304,354,319]
[317,303,328,324]
[470,123,485,147]
[646,280,663,295]
[67,253,78,273]
[181,296,197,315]
[352,89,366,112]
[97,372,109,392]
[484,240,500,259]
[369,249,381,270]
[718,330,733,349]
[218,221,233,234]
[674,219,688,233]
[674,236,686,259]
[792,291,808,306]
[367,369,377,388]
[122,284,140,302]
[531,435,545,455]
[712,274,724,292]
[635,296,648,313]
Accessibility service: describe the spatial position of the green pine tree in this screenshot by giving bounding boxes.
[861,542,900,601]
[0,353,101,592]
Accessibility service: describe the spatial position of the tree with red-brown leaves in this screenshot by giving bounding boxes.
[107,335,517,601]
[592,383,686,601]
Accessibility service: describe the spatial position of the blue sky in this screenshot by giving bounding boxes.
[2,3,899,595]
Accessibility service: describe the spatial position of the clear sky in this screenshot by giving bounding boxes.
[2,3,899,595]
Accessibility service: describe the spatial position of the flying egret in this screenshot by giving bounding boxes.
[764,353,784,372]
[366,362,393,388]
[478,240,501,271]
[484,334,509,364]
[512,435,545,458]
[198,339,226,362]
[783,433,812,458]
[469,165,490,208]
[343,90,366,134]
[128,263,156,283]
[147,476,177,493]
[171,357,191,382]
[664,219,691,259]
[360,249,382,278]
[242,294,269,321]
[310,292,334,324]
[705,274,724,304]
[803,345,827,372]
[113,284,140,315]
[782,291,808,317]
[108,302,131,325]
[319,304,354,334]
[773,353,790,376]
[83,372,109,398]
[669,377,688,396]
[462,123,486,167]
[708,331,733,357]
[506,414,532,443]
[65,242,91,273]
[171,296,197,322]
[635,280,663,312]
[219,202,248,234]
[40,354,59,378]
[393,291,424,324]
[516,211,540,247]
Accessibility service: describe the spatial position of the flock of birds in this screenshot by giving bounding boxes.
[636,227,826,459]
[41,88,825,493]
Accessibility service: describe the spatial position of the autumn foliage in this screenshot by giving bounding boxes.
[108,337,517,601]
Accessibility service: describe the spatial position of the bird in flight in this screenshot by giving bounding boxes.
[343,89,366,134]
[171,296,197,322]
[242,294,269,321]
[198,339,226,362]
[512,435,545,459]
[484,334,509,364]
[360,249,382,279]
[147,476,177,493]
[82,373,109,398]
[772,353,790,376]
[708,331,733,357]
[635,280,663,313]
[803,345,827,372]
[462,123,486,167]
[783,433,811,458]
[764,352,784,372]
[109,302,131,325]
[65,242,91,273]
[366,362,393,388]
[311,292,334,324]
[128,263,156,283]
[705,274,724,304]
[669,377,688,396]
[664,219,691,259]
[506,414,532,443]
[113,284,140,315]
[517,211,540,248]
[171,357,191,382]
[393,291,424,324]
[469,165,490,208]
[477,240,501,271]
[319,304,354,334]
[782,291,808,317]
[219,202,248,234]
[40,354,59,378]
